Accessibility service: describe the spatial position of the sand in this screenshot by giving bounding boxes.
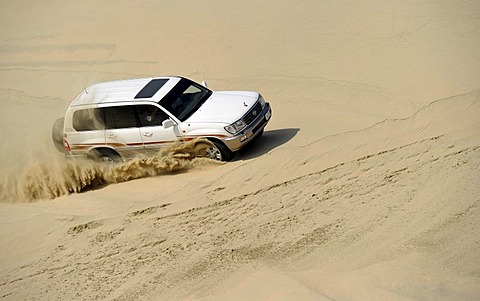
[1,0,480,300]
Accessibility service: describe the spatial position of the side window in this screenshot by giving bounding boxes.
[104,106,138,129]
[136,105,169,127]
[72,109,104,131]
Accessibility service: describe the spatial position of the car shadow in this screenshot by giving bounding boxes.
[234,128,300,161]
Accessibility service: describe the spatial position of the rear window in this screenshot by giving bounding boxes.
[134,79,168,99]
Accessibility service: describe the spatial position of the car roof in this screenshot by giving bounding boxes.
[69,76,182,107]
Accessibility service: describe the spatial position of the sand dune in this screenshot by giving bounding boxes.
[1,1,480,300]
[1,89,479,300]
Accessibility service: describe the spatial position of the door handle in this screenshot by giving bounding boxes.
[143,132,153,137]
[107,134,117,138]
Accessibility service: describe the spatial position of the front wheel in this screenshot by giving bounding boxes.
[194,140,233,161]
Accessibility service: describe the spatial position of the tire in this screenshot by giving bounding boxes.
[52,117,65,153]
[90,149,122,164]
[194,140,234,161]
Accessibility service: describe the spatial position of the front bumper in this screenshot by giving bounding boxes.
[222,103,271,152]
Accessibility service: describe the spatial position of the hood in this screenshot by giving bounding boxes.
[185,91,259,124]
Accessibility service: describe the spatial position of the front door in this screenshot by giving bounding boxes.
[136,104,180,154]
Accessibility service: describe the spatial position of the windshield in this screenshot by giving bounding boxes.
[159,78,212,121]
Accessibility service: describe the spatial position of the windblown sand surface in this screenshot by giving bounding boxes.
[1,1,480,300]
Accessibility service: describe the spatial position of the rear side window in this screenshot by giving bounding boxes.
[72,109,104,131]
[73,105,168,131]
[104,106,139,129]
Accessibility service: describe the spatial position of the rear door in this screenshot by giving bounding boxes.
[68,108,106,155]
[136,104,180,154]
[104,105,143,157]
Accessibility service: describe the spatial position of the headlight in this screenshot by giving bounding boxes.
[224,119,247,134]
[258,94,266,108]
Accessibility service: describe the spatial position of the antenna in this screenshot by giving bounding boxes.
[84,87,88,94]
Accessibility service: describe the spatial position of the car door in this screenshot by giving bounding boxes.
[104,105,143,157]
[136,104,180,154]
[67,108,106,156]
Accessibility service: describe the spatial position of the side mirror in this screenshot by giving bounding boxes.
[162,119,175,129]
[201,80,208,88]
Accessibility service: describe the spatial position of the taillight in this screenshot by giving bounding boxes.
[63,139,71,152]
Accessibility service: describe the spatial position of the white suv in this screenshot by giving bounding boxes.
[52,76,271,161]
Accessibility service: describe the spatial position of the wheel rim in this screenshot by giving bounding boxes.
[101,156,116,164]
[205,146,222,161]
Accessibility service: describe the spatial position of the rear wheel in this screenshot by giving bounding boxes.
[90,149,122,164]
